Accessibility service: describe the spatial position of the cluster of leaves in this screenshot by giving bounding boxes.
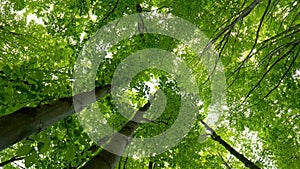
[0,0,299,168]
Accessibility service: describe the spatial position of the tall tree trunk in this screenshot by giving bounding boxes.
[0,85,111,151]
[81,102,151,169]
[200,120,260,169]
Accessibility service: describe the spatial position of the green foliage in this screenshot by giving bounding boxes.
[0,0,299,168]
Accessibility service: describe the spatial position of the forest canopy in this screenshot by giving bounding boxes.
[0,0,299,168]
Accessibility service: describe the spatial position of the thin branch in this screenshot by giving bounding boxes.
[200,120,261,169]
[118,156,122,169]
[0,157,24,167]
[260,49,298,100]
[200,120,214,134]
[0,25,23,36]
[154,120,169,125]
[123,156,129,169]
[229,0,271,79]
[12,162,25,169]
[230,17,244,56]
[290,8,300,26]
[259,24,300,48]
[99,0,120,28]
[227,24,300,87]
[148,161,154,169]
[207,0,263,50]
[240,42,298,106]
[203,0,263,85]
[218,152,232,169]
[258,42,293,69]
[202,29,230,86]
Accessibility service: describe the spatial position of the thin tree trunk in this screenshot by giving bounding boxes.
[81,102,151,169]
[0,85,111,151]
[200,120,260,169]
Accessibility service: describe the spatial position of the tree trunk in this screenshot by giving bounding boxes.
[81,102,151,169]
[200,120,260,169]
[0,85,111,151]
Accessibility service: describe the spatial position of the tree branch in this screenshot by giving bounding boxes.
[0,156,24,167]
[218,152,232,169]
[240,41,298,106]
[200,120,261,169]
[207,0,263,49]
[231,0,271,78]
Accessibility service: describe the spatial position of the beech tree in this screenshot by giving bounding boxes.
[0,0,299,169]
[0,85,111,151]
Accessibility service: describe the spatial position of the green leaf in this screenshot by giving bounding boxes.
[16,145,33,156]
[25,151,38,168]
[2,65,11,75]
[64,146,75,162]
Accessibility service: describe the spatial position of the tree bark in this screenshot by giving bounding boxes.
[0,85,111,151]
[81,102,151,169]
[200,120,260,169]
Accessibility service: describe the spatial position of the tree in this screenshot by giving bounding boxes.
[0,85,110,151]
[0,0,299,168]
[81,102,151,169]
